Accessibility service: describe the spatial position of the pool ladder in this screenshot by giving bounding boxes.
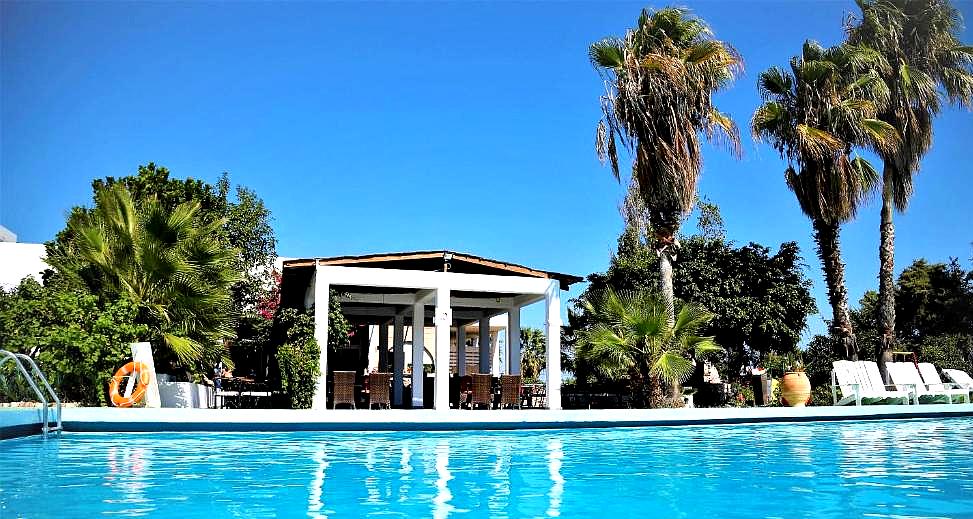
[0,349,62,437]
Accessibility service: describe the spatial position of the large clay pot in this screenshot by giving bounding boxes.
[780,371,811,407]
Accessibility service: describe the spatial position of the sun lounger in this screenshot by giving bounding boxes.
[942,368,973,390]
[888,362,970,405]
[831,360,910,406]
[920,364,973,403]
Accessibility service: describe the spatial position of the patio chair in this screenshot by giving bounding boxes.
[368,372,391,409]
[830,360,910,406]
[888,362,970,404]
[332,371,357,409]
[470,373,493,409]
[459,375,473,409]
[499,374,522,409]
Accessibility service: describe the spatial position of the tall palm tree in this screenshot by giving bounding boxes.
[752,41,899,360]
[47,184,239,368]
[577,288,719,408]
[847,0,973,381]
[590,7,742,321]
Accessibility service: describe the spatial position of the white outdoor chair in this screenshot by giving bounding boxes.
[830,360,910,406]
[888,362,970,405]
[942,368,973,390]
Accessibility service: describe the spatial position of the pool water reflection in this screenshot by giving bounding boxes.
[2,418,973,518]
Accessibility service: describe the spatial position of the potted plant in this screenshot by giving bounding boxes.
[778,353,811,407]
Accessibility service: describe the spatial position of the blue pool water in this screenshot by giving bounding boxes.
[2,418,973,518]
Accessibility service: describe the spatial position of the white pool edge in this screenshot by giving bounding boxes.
[2,404,971,439]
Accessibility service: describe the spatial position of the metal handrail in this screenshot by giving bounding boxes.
[16,353,62,432]
[0,349,61,436]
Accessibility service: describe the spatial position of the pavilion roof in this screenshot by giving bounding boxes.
[282,250,582,290]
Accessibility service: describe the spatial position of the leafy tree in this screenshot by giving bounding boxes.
[46,185,239,370]
[520,327,546,382]
[575,210,815,381]
[47,163,279,376]
[0,278,146,405]
[853,258,973,372]
[576,288,719,408]
[590,7,742,321]
[847,0,973,380]
[752,41,899,360]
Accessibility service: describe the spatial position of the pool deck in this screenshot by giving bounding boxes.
[4,404,973,439]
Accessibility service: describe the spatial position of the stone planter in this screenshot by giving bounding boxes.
[780,371,811,407]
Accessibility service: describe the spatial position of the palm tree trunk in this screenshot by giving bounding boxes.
[656,228,679,400]
[659,247,676,321]
[877,166,896,383]
[812,219,859,360]
[648,374,664,409]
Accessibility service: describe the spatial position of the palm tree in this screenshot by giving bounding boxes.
[847,0,973,381]
[576,288,719,408]
[752,41,899,360]
[590,7,742,321]
[47,184,239,368]
[519,327,547,382]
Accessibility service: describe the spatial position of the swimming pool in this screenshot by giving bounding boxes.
[2,418,972,518]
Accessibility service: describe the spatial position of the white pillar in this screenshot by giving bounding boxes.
[508,307,521,376]
[478,316,491,374]
[311,264,330,410]
[434,287,451,411]
[393,313,405,406]
[412,302,425,408]
[378,323,389,372]
[545,280,562,410]
[456,325,467,377]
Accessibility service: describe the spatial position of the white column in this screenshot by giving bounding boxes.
[311,264,331,410]
[378,323,389,372]
[478,316,491,374]
[456,324,467,377]
[412,302,425,408]
[508,307,521,376]
[545,280,562,410]
[434,286,451,411]
[393,313,405,406]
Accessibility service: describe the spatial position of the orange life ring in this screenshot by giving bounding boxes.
[108,361,151,407]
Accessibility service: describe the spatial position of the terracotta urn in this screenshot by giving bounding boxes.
[780,371,811,407]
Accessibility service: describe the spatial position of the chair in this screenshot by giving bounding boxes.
[469,374,493,409]
[889,362,970,404]
[830,360,910,406]
[332,371,357,409]
[368,372,391,409]
[459,375,473,409]
[943,368,973,389]
[499,374,522,409]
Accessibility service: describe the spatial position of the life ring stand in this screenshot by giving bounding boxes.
[109,361,151,407]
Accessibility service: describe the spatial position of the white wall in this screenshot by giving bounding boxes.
[0,243,48,290]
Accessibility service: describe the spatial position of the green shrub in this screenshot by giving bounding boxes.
[915,334,973,373]
[0,278,147,405]
[276,339,320,409]
[274,308,319,409]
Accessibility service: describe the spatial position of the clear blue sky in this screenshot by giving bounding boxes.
[2,1,972,340]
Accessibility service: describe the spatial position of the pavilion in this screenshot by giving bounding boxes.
[278,251,582,411]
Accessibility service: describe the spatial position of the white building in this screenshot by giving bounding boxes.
[0,229,48,290]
